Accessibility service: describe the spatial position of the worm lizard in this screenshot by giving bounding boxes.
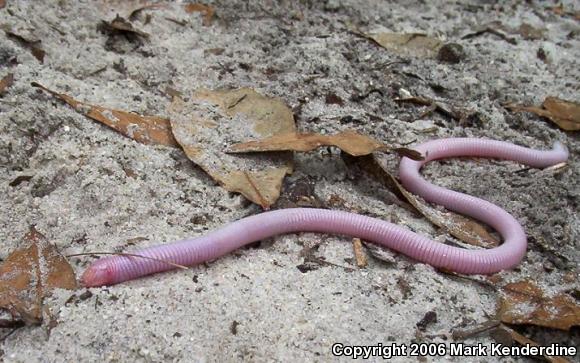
[82,138,569,287]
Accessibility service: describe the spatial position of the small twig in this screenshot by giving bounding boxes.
[542,162,568,173]
[352,238,368,268]
[67,252,189,270]
[452,320,501,340]
[462,27,517,45]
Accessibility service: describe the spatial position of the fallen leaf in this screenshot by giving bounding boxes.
[361,30,443,58]
[497,325,571,363]
[99,15,149,39]
[168,88,295,208]
[542,97,580,130]
[184,3,215,26]
[32,82,179,147]
[0,227,77,325]
[0,0,6,9]
[498,280,580,330]
[228,130,422,159]
[4,30,46,63]
[505,97,580,131]
[347,154,500,248]
[0,73,14,94]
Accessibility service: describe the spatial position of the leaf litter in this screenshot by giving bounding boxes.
[498,280,580,331]
[352,27,443,59]
[98,14,150,39]
[228,129,422,159]
[506,97,580,131]
[0,227,77,326]
[3,29,46,63]
[32,83,296,207]
[32,82,178,147]
[168,88,296,209]
[184,3,215,26]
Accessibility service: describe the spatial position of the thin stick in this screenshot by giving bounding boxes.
[67,252,189,270]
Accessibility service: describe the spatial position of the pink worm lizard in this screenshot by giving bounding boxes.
[81,138,569,287]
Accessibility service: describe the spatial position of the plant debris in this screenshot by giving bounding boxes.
[394,96,461,121]
[496,325,571,363]
[0,227,77,325]
[498,280,580,330]
[0,73,14,94]
[168,88,295,209]
[505,97,580,131]
[4,30,46,63]
[351,238,368,268]
[184,3,215,26]
[228,130,423,159]
[462,24,517,45]
[31,82,179,147]
[99,15,149,39]
[359,30,443,58]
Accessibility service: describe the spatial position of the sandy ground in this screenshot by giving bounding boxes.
[0,1,578,362]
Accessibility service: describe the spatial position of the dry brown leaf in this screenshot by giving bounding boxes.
[505,97,580,131]
[350,154,499,248]
[362,30,443,58]
[498,325,571,363]
[229,130,383,156]
[498,280,580,330]
[100,15,149,38]
[168,88,295,208]
[0,227,77,325]
[184,3,215,26]
[0,73,14,94]
[542,97,580,131]
[0,0,6,10]
[32,82,178,147]
[229,130,423,159]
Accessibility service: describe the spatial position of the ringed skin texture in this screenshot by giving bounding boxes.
[82,138,569,287]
